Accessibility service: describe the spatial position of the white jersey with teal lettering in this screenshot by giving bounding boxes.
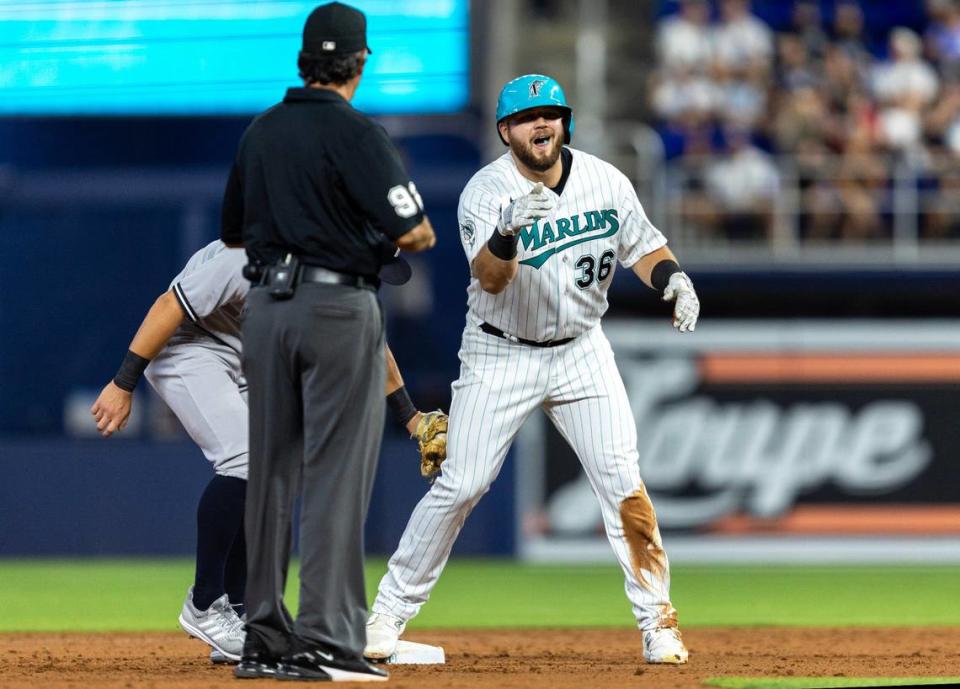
[373,147,681,637]
[456,147,666,342]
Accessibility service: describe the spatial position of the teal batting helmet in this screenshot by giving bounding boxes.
[495,74,574,146]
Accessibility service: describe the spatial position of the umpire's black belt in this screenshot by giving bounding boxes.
[262,265,376,291]
[480,322,574,348]
[300,265,376,290]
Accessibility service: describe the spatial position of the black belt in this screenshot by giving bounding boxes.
[300,265,376,290]
[261,265,376,291]
[479,322,574,348]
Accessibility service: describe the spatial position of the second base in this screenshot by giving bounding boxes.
[384,640,446,665]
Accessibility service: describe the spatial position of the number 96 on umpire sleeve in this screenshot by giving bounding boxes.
[388,182,425,219]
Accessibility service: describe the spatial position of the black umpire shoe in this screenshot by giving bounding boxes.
[235,653,281,679]
[277,644,388,682]
[234,636,285,680]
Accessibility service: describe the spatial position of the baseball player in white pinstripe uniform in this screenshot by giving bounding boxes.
[365,75,699,665]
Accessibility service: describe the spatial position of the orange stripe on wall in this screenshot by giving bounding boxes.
[710,505,960,535]
[701,354,960,384]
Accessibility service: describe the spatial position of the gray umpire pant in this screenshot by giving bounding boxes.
[241,282,385,660]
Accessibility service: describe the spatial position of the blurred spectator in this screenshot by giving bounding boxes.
[832,1,872,77]
[712,0,774,79]
[715,76,767,128]
[656,0,713,75]
[675,127,721,236]
[709,0,771,130]
[923,83,960,154]
[771,86,828,153]
[925,0,960,77]
[872,28,939,151]
[648,0,955,246]
[777,33,820,90]
[841,93,880,151]
[793,136,832,193]
[703,130,780,240]
[923,171,960,239]
[821,44,863,113]
[791,0,829,59]
[805,126,888,241]
[651,71,718,124]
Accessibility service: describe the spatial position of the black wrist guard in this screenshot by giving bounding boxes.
[387,386,418,427]
[650,259,682,291]
[487,230,518,261]
[113,350,150,392]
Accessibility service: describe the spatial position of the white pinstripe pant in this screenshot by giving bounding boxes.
[373,322,677,631]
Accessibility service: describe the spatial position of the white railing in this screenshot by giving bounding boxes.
[611,123,960,267]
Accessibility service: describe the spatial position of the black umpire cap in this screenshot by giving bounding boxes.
[302,2,372,56]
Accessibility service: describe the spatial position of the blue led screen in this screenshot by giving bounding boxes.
[0,0,469,115]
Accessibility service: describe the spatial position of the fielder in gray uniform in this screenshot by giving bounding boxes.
[92,240,249,662]
[91,238,434,665]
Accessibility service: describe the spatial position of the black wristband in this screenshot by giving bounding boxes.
[486,230,518,261]
[650,259,682,292]
[386,386,418,428]
[113,350,150,392]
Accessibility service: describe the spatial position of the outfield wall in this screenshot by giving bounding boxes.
[4,319,959,563]
[0,436,514,557]
[517,319,960,564]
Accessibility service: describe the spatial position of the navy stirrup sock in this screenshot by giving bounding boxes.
[224,518,247,616]
[192,474,247,611]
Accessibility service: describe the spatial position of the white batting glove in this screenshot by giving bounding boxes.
[498,182,554,236]
[662,272,700,333]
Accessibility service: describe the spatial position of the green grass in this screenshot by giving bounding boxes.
[706,678,960,689]
[1,558,958,632]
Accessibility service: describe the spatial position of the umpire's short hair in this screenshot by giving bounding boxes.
[297,50,366,86]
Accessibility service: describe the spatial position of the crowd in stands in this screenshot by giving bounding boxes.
[651,0,960,243]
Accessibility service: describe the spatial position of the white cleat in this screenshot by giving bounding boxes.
[364,612,406,660]
[178,588,245,662]
[643,627,689,664]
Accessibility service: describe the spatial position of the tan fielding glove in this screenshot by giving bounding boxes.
[415,410,448,481]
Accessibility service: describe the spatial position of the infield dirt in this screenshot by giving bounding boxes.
[2,627,958,688]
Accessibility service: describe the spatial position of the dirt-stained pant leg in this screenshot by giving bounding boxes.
[543,326,677,631]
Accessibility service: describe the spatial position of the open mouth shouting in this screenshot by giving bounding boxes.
[532,132,553,152]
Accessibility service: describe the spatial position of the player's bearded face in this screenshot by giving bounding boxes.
[504,109,564,172]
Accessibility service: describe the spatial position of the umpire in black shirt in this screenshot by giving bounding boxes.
[220,2,435,681]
